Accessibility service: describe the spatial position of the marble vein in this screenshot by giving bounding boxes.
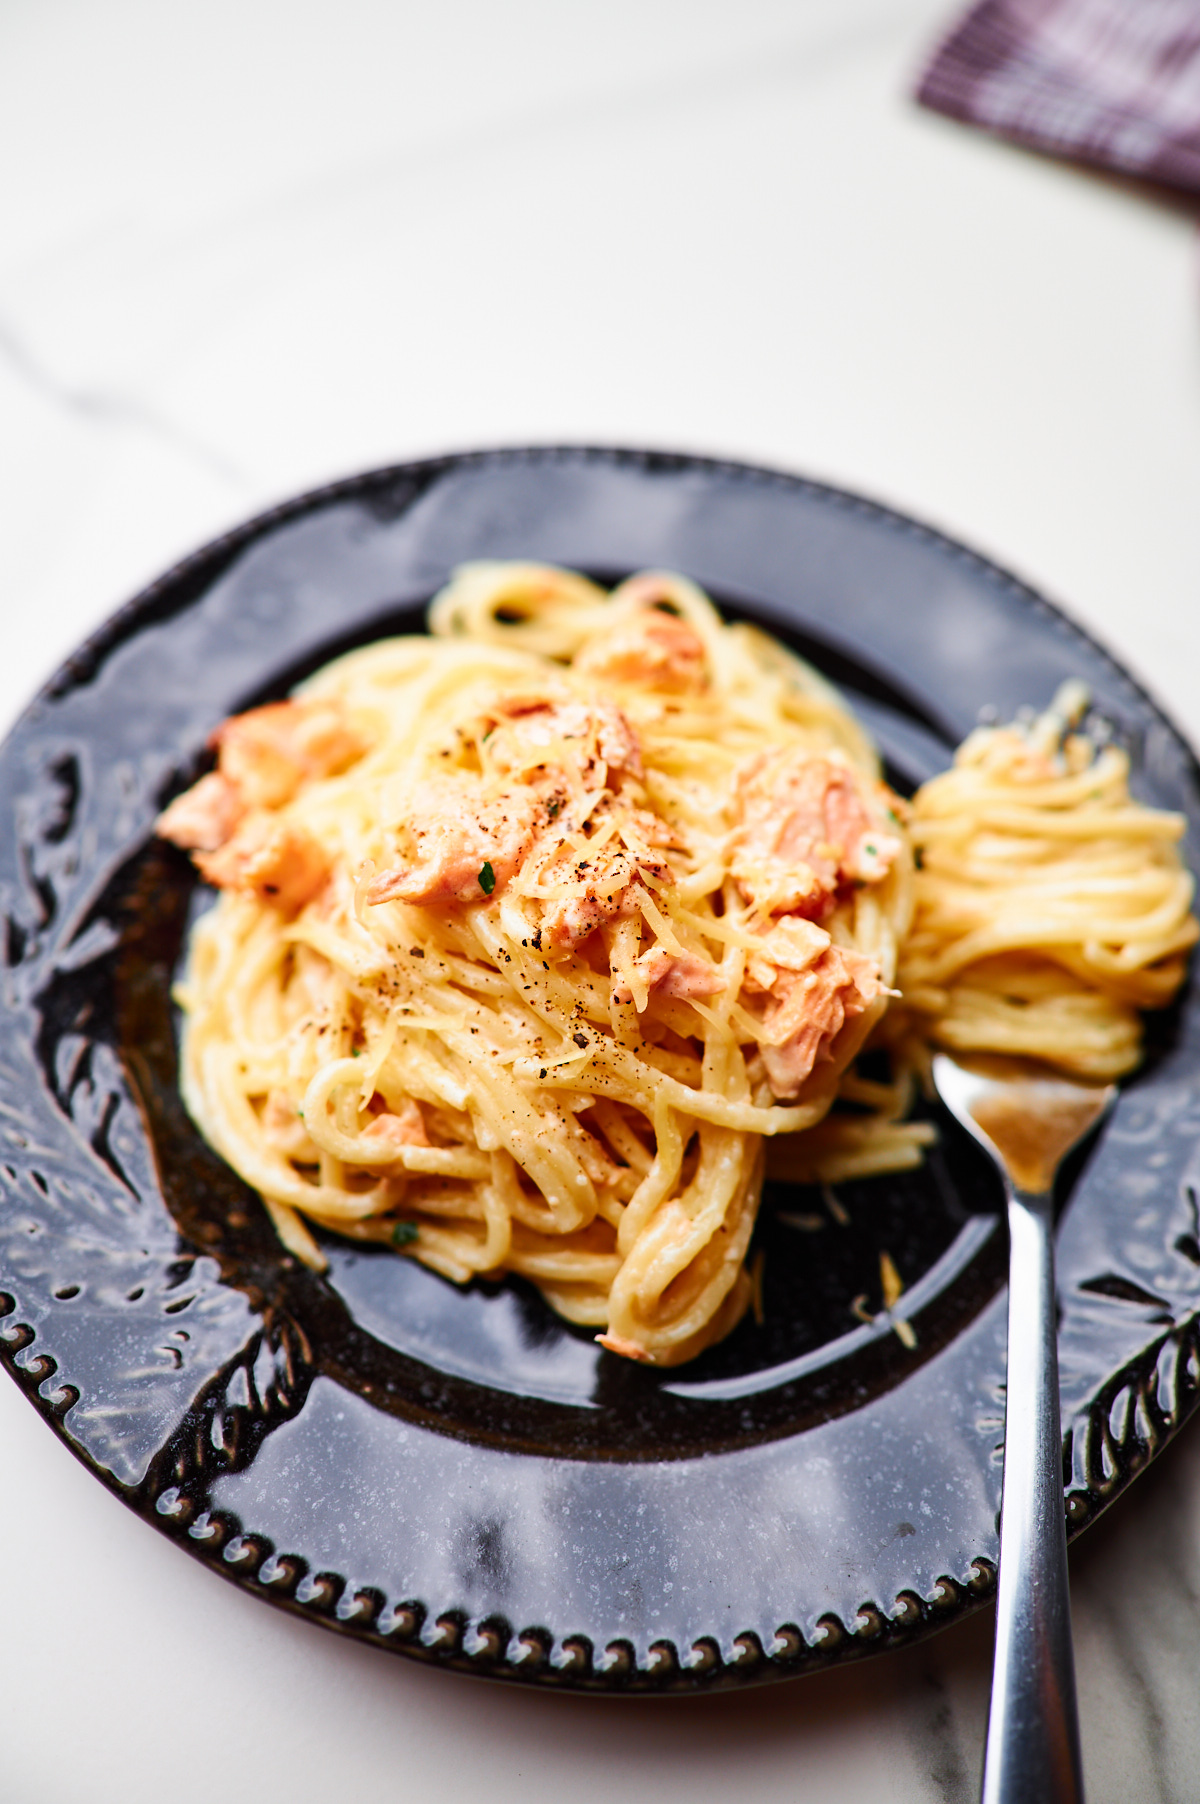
[0,310,246,485]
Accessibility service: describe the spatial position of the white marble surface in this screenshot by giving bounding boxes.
[3,2,1200,1798]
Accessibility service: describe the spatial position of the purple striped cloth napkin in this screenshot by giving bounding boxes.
[916,0,1200,195]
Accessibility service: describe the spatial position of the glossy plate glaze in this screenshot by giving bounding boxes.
[2,448,1199,1692]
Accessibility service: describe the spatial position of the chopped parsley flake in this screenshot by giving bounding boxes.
[478,861,496,896]
[391,1221,420,1247]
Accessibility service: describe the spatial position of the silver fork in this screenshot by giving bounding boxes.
[932,1054,1117,1804]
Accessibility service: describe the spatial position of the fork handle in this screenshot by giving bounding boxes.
[981,1186,1085,1804]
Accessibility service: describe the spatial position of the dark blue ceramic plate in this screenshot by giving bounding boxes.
[3,448,1199,1691]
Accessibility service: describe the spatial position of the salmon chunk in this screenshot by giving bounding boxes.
[611,947,724,1007]
[575,607,707,692]
[368,695,651,914]
[733,749,901,918]
[487,695,643,784]
[743,930,884,1096]
[542,849,673,949]
[743,917,883,1099]
[214,700,363,810]
[195,817,330,912]
[363,1098,430,1150]
[157,698,362,863]
[157,771,245,853]
[366,774,543,907]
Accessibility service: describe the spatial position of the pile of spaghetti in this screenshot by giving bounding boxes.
[158,564,1196,1364]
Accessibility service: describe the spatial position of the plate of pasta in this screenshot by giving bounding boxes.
[2,446,1199,1690]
